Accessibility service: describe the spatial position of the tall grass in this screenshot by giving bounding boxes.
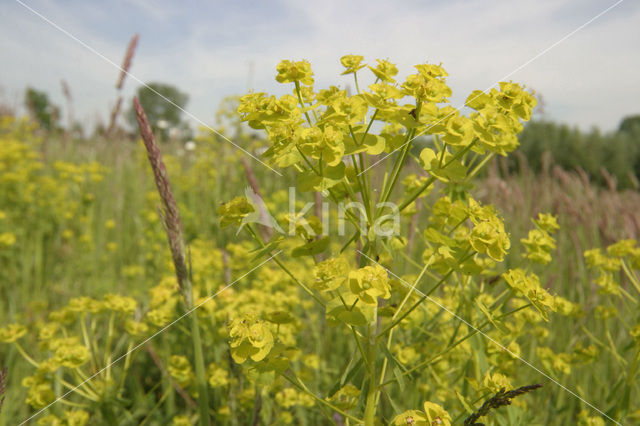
[0,124,638,423]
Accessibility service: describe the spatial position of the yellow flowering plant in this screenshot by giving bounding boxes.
[1,56,638,425]
[220,55,581,424]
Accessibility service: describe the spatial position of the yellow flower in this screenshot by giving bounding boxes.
[503,269,555,320]
[228,314,274,363]
[0,323,27,343]
[38,323,59,341]
[66,297,103,313]
[275,60,314,85]
[313,256,349,291]
[392,402,451,426]
[37,414,62,426]
[172,415,192,426]
[103,294,136,314]
[296,126,345,167]
[218,196,254,228]
[207,363,229,388]
[393,345,419,365]
[302,354,320,370]
[402,74,452,102]
[535,213,560,233]
[520,229,556,264]
[469,218,510,262]
[23,375,55,409]
[392,410,427,425]
[125,320,149,337]
[607,239,637,258]
[578,410,605,426]
[0,231,16,247]
[482,372,512,393]
[423,401,452,426]
[497,81,537,120]
[168,355,194,388]
[442,115,474,147]
[62,409,90,426]
[340,54,366,75]
[53,344,90,369]
[348,264,391,304]
[276,388,299,408]
[147,306,176,327]
[368,59,399,82]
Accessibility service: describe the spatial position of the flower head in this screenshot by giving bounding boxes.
[0,323,27,343]
[369,59,399,82]
[340,54,366,75]
[348,265,391,304]
[228,314,274,363]
[276,60,314,85]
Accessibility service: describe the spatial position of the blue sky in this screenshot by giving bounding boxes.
[1,0,638,132]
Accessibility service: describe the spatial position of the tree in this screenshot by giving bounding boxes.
[25,87,60,131]
[617,115,640,178]
[128,83,189,137]
[511,120,640,188]
[618,115,640,136]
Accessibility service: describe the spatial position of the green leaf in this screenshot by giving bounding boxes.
[420,148,468,182]
[476,300,509,334]
[329,357,363,397]
[250,235,284,261]
[291,237,330,257]
[326,294,375,326]
[380,344,406,391]
[455,390,475,414]
[423,227,456,246]
[297,163,346,192]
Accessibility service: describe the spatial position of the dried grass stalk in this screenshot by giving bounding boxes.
[133,97,188,296]
[0,367,7,414]
[464,384,542,426]
[116,34,139,90]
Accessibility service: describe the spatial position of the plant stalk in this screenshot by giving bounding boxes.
[133,97,210,425]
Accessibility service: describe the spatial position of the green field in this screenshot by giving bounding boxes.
[1,61,639,426]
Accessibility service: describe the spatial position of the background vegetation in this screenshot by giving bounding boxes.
[0,63,639,424]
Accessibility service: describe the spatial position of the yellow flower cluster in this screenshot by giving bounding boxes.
[392,401,452,426]
[228,314,275,363]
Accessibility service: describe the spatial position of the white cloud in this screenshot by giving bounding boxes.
[1,0,638,132]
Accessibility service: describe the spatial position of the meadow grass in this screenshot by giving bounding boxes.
[0,121,638,424]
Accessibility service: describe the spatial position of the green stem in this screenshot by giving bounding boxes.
[398,177,436,212]
[621,259,640,294]
[398,140,479,212]
[296,145,321,176]
[349,148,372,223]
[104,312,115,383]
[353,72,361,94]
[185,285,211,426]
[281,373,363,423]
[13,342,39,368]
[443,139,477,168]
[80,314,100,370]
[361,110,378,142]
[381,304,532,387]
[438,142,448,168]
[295,81,313,126]
[466,152,494,181]
[379,101,423,208]
[245,225,325,307]
[363,322,378,426]
[377,251,473,339]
